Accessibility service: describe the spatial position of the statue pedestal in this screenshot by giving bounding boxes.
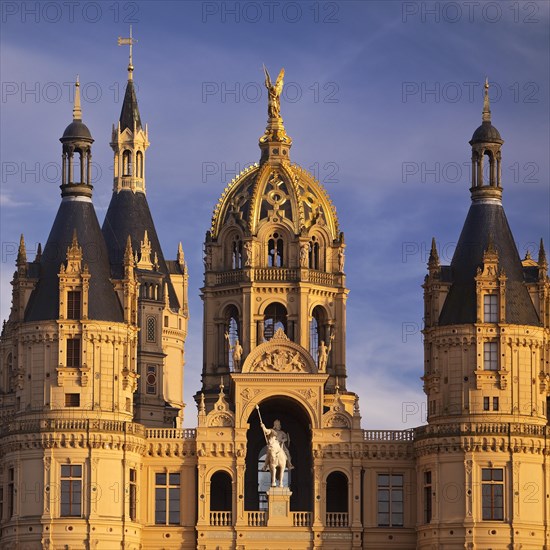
[266,487,292,526]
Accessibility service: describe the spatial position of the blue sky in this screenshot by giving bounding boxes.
[1,1,549,428]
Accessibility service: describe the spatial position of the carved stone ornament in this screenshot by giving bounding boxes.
[241,328,317,374]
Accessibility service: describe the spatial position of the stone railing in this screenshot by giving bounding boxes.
[214,267,339,286]
[292,511,312,527]
[247,511,267,527]
[210,511,232,526]
[1,418,147,437]
[326,512,349,527]
[146,428,196,440]
[414,422,550,439]
[362,429,415,441]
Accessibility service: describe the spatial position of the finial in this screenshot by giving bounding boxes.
[259,65,291,152]
[482,77,491,123]
[219,376,224,394]
[428,237,440,269]
[73,76,82,121]
[123,235,134,264]
[17,234,27,267]
[177,242,185,267]
[539,238,548,269]
[118,26,137,81]
[198,392,206,415]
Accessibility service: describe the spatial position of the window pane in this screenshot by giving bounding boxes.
[492,469,503,481]
[391,475,403,486]
[156,473,166,485]
[378,475,389,486]
[169,473,180,485]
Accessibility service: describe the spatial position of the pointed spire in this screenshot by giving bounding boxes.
[17,234,27,271]
[538,238,548,271]
[73,76,82,121]
[428,237,440,269]
[482,77,491,123]
[34,242,42,263]
[118,27,142,132]
[123,235,134,264]
[177,242,185,268]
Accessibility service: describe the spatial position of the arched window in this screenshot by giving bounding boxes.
[309,236,320,270]
[210,471,232,512]
[231,235,242,270]
[224,305,240,369]
[310,306,328,365]
[326,471,349,526]
[122,150,133,176]
[264,303,287,340]
[267,233,284,267]
[136,151,143,178]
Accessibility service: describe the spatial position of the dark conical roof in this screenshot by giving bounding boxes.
[25,199,123,322]
[102,191,180,309]
[438,201,540,326]
[119,80,142,132]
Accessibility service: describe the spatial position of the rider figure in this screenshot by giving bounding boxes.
[260,419,294,470]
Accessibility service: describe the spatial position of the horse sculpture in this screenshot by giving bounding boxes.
[257,407,293,488]
[265,434,288,487]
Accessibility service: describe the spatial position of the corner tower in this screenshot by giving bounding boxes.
[102,32,188,427]
[0,81,143,549]
[417,81,549,550]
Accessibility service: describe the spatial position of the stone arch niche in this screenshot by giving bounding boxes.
[244,395,312,513]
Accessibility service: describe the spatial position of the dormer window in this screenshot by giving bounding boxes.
[484,294,498,323]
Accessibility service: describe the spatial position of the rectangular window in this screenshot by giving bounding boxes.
[423,471,432,524]
[493,397,499,411]
[484,342,498,371]
[66,338,81,368]
[61,464,82,517]
[377,473,403,527]
[155,473,180,525]
[146,317,156,342]
[67,291,81,320]
[483,294,498,323]
[155,472,180,525]
[482,468,504,520]
[65,393,80,407]
[483,397,490,411]
[129,468,137,521]
[7,468,14,518]
[146,365,157,395]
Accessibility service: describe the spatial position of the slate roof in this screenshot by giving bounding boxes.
[101,190,180,310]
[438,201,540,326]
[119,80,142,132]
[25,199,124,322]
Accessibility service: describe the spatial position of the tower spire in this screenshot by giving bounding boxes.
[482,77,491,122]
[73,76,82,121]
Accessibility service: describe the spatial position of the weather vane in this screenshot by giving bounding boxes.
[118,25,137,75]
